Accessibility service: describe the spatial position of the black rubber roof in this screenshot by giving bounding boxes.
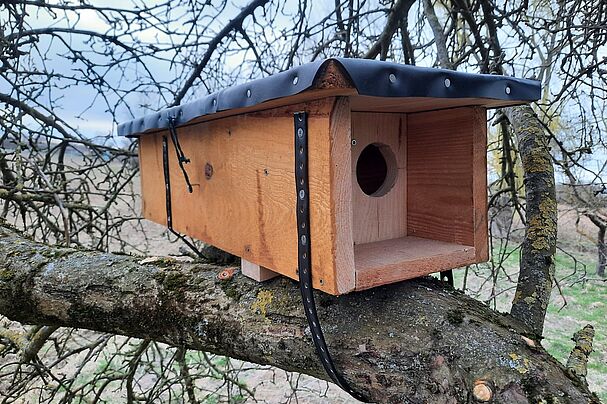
[118,58,540,137]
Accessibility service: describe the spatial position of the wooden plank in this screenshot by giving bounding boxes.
[139,134,167,225]
[241,258,279,282]
[138,98,345,294]
[406,107,477,246]
[351,112,407,245]
[354,236,477,290]
[472,107,489,261]
[350,96,526,114]
[329,97,356,294]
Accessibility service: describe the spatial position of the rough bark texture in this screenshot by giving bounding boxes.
[596,225,606,277]
[504,105,557,337]
[566,325,595,387]
[0,224,598,403]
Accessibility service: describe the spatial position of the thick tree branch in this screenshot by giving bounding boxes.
[504,106,557,336]
[0,224,598,403]
[364,0,415,60]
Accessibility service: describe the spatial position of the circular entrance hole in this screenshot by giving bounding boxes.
[355,143,398,197]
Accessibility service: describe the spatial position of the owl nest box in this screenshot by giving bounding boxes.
[120,58,539,296]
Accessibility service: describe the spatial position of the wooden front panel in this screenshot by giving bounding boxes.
[406,107,488,258]
[351,112,407,245]
[138,98,356,295]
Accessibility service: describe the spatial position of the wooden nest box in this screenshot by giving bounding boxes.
[120,59,540,295]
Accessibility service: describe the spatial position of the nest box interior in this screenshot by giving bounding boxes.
[121,59,540,295]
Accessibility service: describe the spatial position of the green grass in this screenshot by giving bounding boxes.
[454,247,606,401]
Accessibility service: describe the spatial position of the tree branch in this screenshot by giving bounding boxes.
[171,0,269,107]
[504,106,558,336]
[363,0,415,60]
[0,224,598,402]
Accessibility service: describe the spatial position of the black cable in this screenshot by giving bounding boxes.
[167,116,194,193]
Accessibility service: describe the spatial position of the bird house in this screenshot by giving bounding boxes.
[120,58,539,295]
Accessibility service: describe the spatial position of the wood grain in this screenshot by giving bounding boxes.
[139,134,167,225]
[472,108,489,261]
[329,97,356,294]
[406,107,477,246]
[350,96,525,114]
[240,258,279,282]
[354,236,477,290]
[351,112,407,245]
[139,98,351,295]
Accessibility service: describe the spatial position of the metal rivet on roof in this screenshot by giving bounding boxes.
[293,76,299,85]
[246,89,251,98]
[505,85,511,95]
[444,78,451,88]
[212,98,217,106]
[389,73,397,83]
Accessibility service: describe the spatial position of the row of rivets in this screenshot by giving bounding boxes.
[293,110,359,399]
[387,73,512,95]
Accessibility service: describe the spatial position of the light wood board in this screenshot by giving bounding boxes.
[351,112,407,245]
[139,98,353,295]
[354,236,477,290]
[406,107,484,246]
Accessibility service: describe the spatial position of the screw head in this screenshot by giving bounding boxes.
[505,85,511,95]
[444,78,451,88]
[389,73,397,83]
[293,76,299,85]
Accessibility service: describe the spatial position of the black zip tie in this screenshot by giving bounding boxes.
[294,112,368,402]
[167,116,194,193]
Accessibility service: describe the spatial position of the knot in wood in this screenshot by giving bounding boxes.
[204,162,214,180]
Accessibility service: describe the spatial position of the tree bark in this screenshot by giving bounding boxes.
[0,224,598,403]
[597,225,606,278]
[504,105,557,337]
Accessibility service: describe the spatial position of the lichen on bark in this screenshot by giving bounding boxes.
[0,224,600,403]
[504,105,557,337]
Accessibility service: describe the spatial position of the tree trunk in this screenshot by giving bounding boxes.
[597,225,606,278]
[503,106,557,337]
[0,224,598,403]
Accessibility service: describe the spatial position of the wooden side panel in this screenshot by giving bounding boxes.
[472,108,489,261]
[139,134,167,225]
[329,98,356,294]
[351,112,407,245]
[138,99,348,294]
[407,107,479,246]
